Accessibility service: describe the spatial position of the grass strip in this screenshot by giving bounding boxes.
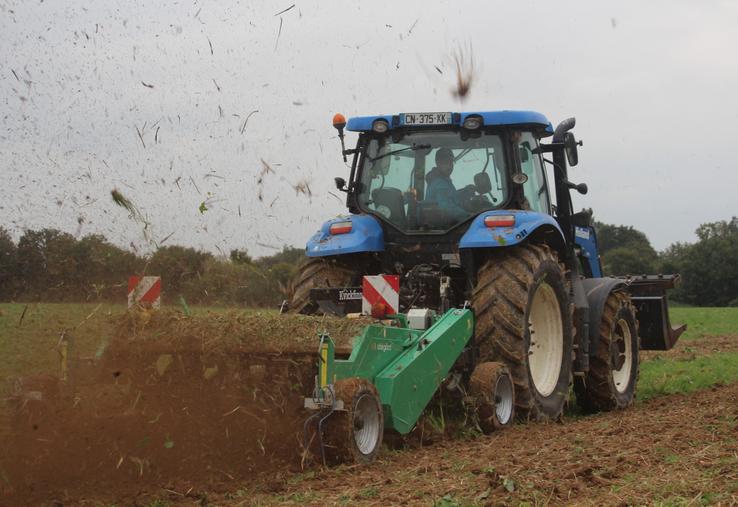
[639,351,738,401]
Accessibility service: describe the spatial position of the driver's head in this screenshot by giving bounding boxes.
[435,148,454,176]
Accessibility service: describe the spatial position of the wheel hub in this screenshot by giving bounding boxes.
[353,393,381,456]
[527,282,564,397]
[611,336,626,370]
[494,373,514,425]
[611,318,633,394]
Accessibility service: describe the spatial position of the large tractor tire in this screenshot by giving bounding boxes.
[472,244,573,421]
[574,291,639,412]
[323,378,384,464]
[288,257,357,314]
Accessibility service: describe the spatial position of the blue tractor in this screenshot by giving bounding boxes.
[290,110,685,422]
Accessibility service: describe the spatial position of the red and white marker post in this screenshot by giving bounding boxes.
[127,276,162,309]
[361,275,400,318]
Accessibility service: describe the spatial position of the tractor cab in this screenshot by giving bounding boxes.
[335,111,555,235]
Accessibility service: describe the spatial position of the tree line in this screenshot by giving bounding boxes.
[1,216,736,307]
[0,227,303,308]
[594,217,738,306]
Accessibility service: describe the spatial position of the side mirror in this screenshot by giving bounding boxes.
[564,179,588,195]
[564,132,582,167]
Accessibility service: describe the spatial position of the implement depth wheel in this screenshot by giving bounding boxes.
[472,244,573,421]
[575,291,640,412]
[288,257,358,314]
[470,362,515,433]
[324,378,384,464]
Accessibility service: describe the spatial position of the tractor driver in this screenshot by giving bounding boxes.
[425,148,475,221]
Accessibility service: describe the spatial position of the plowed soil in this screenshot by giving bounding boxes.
[230,382,738,506]
[1,311,736,506]
[0,310,369,506]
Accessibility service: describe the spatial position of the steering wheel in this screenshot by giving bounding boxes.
[464,194,492,212]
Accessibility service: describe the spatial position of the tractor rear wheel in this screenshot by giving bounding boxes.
[469,362,515,433]
[574,291,639,411]
[323,378,384,464]
[472,244,573,421]
[288,257,358,314]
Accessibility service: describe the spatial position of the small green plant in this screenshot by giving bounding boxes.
[286,470,315,486]
[433,494,461,507]
[451,458,469,472]
[357,486,379,499]
[663,454,680,464]
[500,476,516,492]
[426,412,445,433]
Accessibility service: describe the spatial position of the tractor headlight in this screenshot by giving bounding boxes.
[462,116,482,130]
[372,119,389,133]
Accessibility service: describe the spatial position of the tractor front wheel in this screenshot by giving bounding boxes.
[574,291,639,411]
[323,378,384,464]
[472,244,573,421]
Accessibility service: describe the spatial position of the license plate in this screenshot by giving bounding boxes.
[401,112,452,126]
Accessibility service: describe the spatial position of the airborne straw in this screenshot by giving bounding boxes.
[111,188,155,245]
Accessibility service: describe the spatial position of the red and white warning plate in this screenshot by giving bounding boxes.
[362,275,399,316]
[128,276,161,309]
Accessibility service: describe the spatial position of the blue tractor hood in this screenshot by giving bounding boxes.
[459,210,565,250]
[306,214,385,257]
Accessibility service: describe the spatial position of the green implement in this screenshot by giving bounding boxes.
[304,308,478,463]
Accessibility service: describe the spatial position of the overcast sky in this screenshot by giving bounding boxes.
[2,0,737,256]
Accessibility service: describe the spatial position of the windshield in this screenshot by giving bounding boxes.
[357,131,508,231]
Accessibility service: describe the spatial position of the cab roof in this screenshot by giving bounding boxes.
[346,110,554,136]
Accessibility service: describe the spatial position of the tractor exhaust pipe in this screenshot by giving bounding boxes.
[553,117,576,142]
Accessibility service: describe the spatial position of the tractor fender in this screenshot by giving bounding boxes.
[459,210,565,252]
[580,277,627,356]
[306,214,384,257]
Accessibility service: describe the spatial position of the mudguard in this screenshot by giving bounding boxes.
[306,214,384,257]
[581,277,627,356]
[459,210,565,250]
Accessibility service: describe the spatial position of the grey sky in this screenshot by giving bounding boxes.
[2,0,737,256]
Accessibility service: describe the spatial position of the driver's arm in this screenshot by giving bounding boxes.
[456,184,476,200]
[434,184,469,221]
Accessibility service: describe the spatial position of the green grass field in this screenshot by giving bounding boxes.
[1,303,736,399]
[670,306,738,340]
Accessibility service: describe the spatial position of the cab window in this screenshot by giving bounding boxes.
[519,132,550,213]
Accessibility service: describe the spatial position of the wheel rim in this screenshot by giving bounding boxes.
[494,373,514,425]
[528,282,564,397]
[353,393,381,455]
[611,318,633,394]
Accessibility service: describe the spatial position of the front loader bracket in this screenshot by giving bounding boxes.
[621,274,686,350]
